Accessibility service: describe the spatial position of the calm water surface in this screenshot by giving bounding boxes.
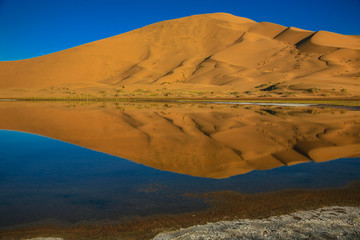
[0,102,359,228]
[0,130,359,227]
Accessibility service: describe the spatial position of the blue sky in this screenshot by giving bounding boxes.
[0,0,359,61]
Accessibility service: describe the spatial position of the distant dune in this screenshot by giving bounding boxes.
[0,13,359,98]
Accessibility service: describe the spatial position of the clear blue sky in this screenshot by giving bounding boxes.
[0,0,359,61]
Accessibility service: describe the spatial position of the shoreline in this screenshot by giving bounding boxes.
[1,182,359,240]
[1,97,360,107]
[17,206,360,240]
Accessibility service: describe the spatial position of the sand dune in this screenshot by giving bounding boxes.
[0,102,359,178]
[0,13,359,98]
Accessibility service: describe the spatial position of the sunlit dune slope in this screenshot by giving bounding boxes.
[0,13,359,98]
[0,102,359,178]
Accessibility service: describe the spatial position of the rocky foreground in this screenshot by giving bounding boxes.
[22,206,360,240]
[153,206,360,240]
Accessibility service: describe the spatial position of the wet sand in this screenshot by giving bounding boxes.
[1,182,359,239]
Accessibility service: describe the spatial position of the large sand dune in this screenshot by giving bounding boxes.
[0,13,359,98]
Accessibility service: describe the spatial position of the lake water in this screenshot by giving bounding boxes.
[0,101,359,228]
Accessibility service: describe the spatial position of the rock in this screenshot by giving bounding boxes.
[153,206,360,240]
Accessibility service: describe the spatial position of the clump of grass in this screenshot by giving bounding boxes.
[188,91,206,96]
[304,88,319,93]
[65,104,77,108]
[133,89,151,94]
[244,90,254,95]
[255,110,267,115]
[255,83,269,89]
[259,94,272,97]
[306,109,319,114]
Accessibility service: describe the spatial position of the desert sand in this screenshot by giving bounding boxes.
[0,13,359,99]
[0,102,359,178]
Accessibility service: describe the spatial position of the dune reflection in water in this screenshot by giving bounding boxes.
[0,101,359,178]
[1,101,360,227]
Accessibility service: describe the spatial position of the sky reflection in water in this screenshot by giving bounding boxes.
[0,129,359,227]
